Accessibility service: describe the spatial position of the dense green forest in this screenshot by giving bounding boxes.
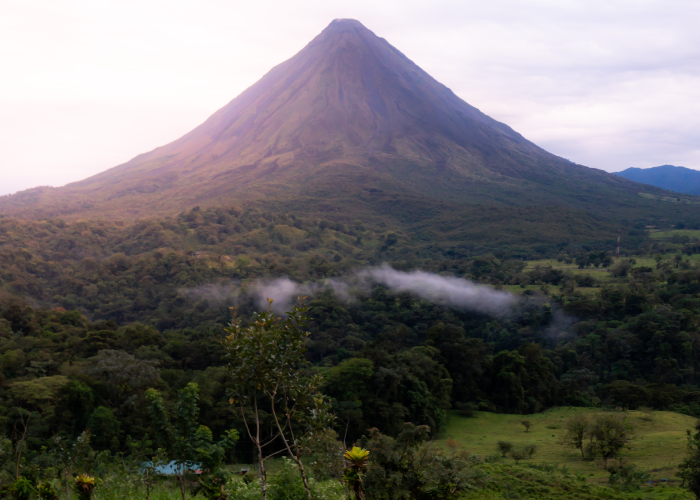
[3,206,700,497]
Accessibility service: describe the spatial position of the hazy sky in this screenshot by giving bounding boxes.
[1,0,699,196]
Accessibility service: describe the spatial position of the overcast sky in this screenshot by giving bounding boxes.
[1,0,699,196]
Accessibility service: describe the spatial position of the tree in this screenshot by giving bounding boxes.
[307,429,344,481]
[322,358,373,446]
[425,324,490,409]
[496,441,513,457]
[610,259,633,277]
[509,445,535,463]
[147,384,197,500]
[510,449,526,464]
[587,414,632,465]
[146,383,239,500]
[359,424,478,500]
[490,345,555,414]
[602,381,649,410]
[521,420,532,432]
[191,426,240,500]
[48,430,93,500]
[675,253,684,268]
[560,413,589,458]
[654,254,664,269]
[10,410,31,480]
[88,350,159,409]
[224,300,333,500]
[678,420,700,498]
[86,407,121,450]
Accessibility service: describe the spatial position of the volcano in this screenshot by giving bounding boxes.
[0,19,682,221]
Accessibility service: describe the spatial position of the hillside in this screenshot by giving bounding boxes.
[615,165,700,196]
[0,19,695,228]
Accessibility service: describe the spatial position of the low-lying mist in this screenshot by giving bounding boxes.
[182,264,518,316]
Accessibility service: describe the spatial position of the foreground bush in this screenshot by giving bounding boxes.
[359,423,482,500]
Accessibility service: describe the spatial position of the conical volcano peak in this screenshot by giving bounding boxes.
[0,18,653,221]
[325,18,368,32]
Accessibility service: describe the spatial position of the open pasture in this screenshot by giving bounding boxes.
[649,229,700,240]
[438,407,696,482]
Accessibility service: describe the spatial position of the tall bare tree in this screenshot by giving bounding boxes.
[224,299,333,500]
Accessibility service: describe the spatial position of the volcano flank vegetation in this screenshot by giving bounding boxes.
[3,18,700,500]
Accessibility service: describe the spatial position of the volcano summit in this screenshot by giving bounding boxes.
[0,19,684,221]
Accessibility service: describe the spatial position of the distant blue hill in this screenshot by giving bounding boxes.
[615,165,700,196]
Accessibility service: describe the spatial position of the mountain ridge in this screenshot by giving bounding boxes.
[615,165,700,196]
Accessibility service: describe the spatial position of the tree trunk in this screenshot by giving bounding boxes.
[343,419,350,449]
[65,471,70,500]
[179,470,186,500]
[15,446,21,479]
[284,441,313,500]
[243,400,268,500]
[257,440,267,500]
[14,414,30,479]
[146,469,151,500]
[270,403,313,500]
[351,481,365,500]
[294,458,313,500]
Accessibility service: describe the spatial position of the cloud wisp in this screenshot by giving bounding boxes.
[357,265,517,315]
[184,265,518,316]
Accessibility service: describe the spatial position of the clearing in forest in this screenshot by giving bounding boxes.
[438,407,696,481]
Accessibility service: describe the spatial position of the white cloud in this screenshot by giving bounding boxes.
[1,0,699,195]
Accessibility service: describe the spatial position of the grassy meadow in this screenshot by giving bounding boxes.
[438,407,695,481]
[649,229,700,240]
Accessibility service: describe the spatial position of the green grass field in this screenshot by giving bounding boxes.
[438,407,695,483]
[523,259,615,281]
[649,229,700,240]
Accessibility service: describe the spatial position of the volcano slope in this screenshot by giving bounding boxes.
[1,19,697,240]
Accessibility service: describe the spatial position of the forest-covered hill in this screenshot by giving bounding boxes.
[0,204,664,326]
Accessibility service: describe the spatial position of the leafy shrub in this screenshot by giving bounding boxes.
[10,477,35,500]
[269,459,307,500]
[497,441,513,457]
[36,481,60,500]
[360,424,481,500]
[607,464,650,491]
[268,459,345,500]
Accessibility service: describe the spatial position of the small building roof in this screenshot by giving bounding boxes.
[139,460,203,475]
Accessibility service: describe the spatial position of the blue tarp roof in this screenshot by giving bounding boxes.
[139,461,203,475]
